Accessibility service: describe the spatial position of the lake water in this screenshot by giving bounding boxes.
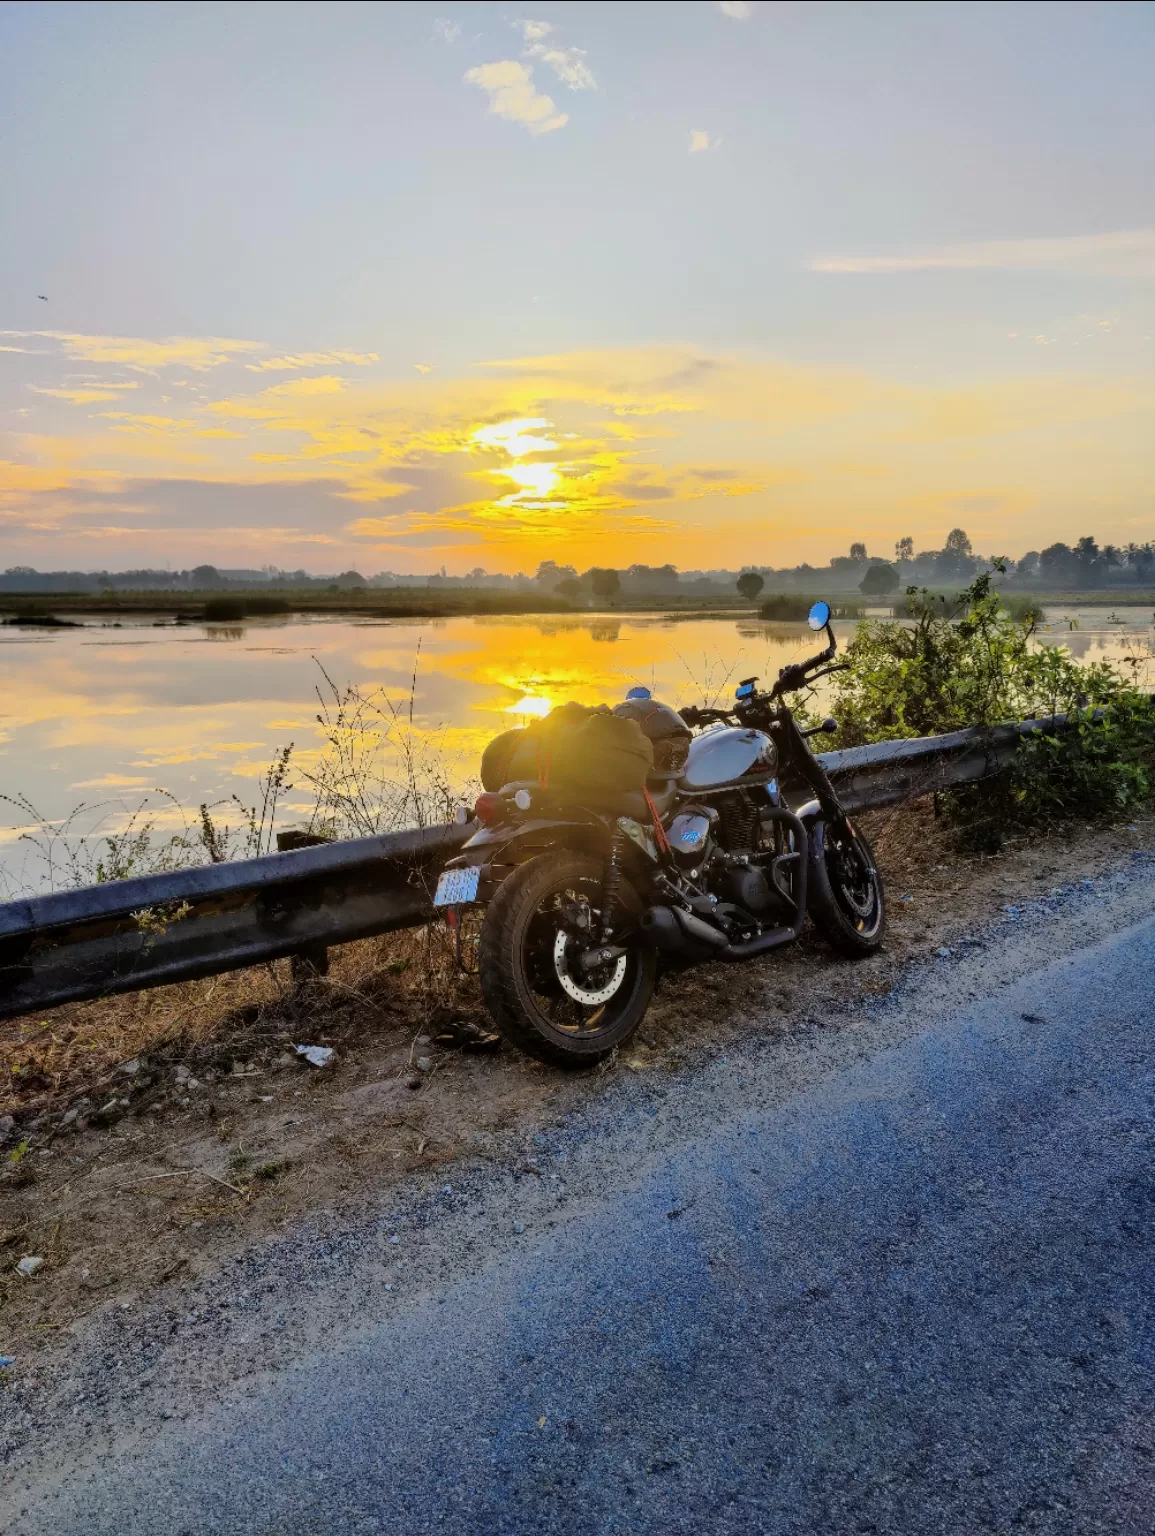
[2,605,1152,892]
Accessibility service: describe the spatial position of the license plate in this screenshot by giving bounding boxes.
[434,866,481,907]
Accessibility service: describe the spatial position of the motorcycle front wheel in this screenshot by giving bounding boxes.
[478,850,656,1068]
[807,816,886,956]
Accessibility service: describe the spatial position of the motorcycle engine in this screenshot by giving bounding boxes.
[719,862,776,916]
[667,807,717,866]
[715,794,761,853]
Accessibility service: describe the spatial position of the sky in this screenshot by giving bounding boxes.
[0,0,1152,575]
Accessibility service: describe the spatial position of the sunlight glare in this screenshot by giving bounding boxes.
[500,461,561,498]
[472,418,558,457]
[505,695,554,718]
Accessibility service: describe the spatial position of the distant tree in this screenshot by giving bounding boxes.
[849,542,867,562]
[625,563,681,593]
[736,571,765,602]
[535,560,577,590]
[1039,543,1076,586]
[1017,550,1040,579]
[934,528,976,580]
[859,562,899,596]
[555,577,581,599]
[190,564,223,588]
[1073,535,1103,588]
[944,528,973,557]
[895,536,914,562]
[589,567,621,604]
[336,569,366,588]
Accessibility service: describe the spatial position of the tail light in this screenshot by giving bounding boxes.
[473,792,502,824]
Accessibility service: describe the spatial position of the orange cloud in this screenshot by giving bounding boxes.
[4,339,1153,570]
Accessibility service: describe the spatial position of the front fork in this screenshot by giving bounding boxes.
[778,711,872,885]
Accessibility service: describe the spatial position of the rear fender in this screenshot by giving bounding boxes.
[447,816,611,877]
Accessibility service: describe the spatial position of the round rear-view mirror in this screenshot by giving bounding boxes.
[807,600,831,631]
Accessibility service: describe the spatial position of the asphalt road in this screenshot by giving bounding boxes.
[10,910,1155,1534]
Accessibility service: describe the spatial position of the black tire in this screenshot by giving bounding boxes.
[807,816,886,956]
[478,850,656,1068]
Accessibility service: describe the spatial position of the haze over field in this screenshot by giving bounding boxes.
[1,1,1152,575]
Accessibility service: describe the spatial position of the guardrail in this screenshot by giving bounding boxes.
[0,713,1076,1021]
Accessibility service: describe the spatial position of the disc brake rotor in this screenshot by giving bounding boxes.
[552,930,629,1006]
[835,840,875,917]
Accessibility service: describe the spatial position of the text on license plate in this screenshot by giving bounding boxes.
[434,866,481,907]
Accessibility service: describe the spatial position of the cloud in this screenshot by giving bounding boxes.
[524,43,596,91]
[256,374,349,398]
[464,60,567,135]
[94,412,242,440]
[244,351,377,372]
[30,384,140,405]
[6,477,365,533]
[433,17,461,43]
[513,17,596,92]
[811,229,1155,279]
[8,340,1152,570]
[514,19,553,44]
[689,130,711,155]
[2,331,267,371]
[718,1,754,15]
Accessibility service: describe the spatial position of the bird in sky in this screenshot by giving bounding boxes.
[37,294,47,301]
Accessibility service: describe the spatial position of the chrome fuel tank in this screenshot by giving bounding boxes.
[680,726,775,789]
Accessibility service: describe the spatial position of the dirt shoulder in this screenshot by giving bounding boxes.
[2,799,1153,1373]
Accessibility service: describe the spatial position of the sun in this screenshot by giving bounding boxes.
[471,417,564,505]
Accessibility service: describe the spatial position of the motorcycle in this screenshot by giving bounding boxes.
[434,600,885,1066]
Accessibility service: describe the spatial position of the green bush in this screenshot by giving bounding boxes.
[825,573,1155,842]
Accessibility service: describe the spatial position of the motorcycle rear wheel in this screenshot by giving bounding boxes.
[807,816,886,956]
[478,850,655,1068]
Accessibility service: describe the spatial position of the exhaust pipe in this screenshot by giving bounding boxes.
[642,903,804,963]
[640,905,730,956]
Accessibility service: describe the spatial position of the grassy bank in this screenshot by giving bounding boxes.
[3,585,1153,628]
[3,584,1154,625]
[0,588,578,621]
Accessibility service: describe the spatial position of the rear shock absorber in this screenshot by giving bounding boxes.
[602,825,627,939]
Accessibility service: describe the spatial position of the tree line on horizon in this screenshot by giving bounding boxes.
[2,530,1152,598]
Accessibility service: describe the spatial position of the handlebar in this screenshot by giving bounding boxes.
[678,704,734,728]
[681,621,846,721]
[771,621,840,697]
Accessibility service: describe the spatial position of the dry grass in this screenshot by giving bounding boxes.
[1,920,486,1126]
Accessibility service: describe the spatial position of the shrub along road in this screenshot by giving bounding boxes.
[5,859,1155,1534]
